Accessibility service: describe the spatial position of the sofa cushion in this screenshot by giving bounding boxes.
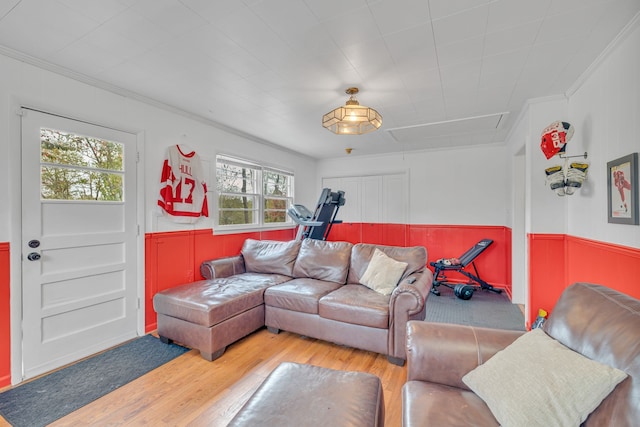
[153,273,292,327]
[241,239,301,276]
[264,278,343,314]
[360,248,408,295]
[292,239,353,284]
[461,328,628,427]
[319,285,390,329]
[348,244,426,285]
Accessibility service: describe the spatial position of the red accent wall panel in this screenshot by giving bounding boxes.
[361,223,383,244]
[260,228,296,242]
[329,222,362,244]
[528,234,566,328]
[566,236,640,297]
[528,234,640,328]
[193,229,221,278]
[0,242,10,387]
[193,230,261,280]
[357,223,408,247]
[144,234,155,332]
[156,232,195,289]
[406,224,429,248]
[408,225,512,295]
[381,224,408,247]
[214,232,260,259]
[145,231,195,332]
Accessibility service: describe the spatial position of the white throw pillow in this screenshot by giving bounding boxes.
[360,248,408,295]
[462,328,627,427]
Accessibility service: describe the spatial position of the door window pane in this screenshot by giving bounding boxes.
[40,128,124,201]
[41,166,123,201]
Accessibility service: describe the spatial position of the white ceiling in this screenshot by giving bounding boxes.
[1,0,638,159]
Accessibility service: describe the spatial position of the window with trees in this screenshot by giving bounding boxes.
[216,155,293,227]
[40,128,124,201]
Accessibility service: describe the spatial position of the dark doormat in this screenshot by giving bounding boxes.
[0,334,189,427]
[425,285,526,331]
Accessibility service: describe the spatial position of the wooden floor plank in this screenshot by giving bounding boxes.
[1,328,406,427]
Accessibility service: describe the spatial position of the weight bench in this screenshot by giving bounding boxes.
[429,238,502,300]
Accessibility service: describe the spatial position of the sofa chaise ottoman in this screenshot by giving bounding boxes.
[153,240,300,361]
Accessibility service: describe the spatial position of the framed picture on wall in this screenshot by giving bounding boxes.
[607,152,638,225]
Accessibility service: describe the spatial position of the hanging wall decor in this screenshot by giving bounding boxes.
[607,152,638,225]
[158,144,209,224]
[540,120,589,196]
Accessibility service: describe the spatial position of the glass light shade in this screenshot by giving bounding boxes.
[322,89,382,135]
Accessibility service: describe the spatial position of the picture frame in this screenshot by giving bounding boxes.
[607,152,638,225]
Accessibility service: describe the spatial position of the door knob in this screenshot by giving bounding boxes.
[28,239,40,248]
[27,252,41,261]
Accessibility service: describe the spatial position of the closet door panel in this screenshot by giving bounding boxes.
[361,176,382,223]
[383,173,407,223]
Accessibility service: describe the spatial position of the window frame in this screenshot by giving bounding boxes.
[214,155,294,231]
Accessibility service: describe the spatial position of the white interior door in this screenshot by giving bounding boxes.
[21,109,139,379]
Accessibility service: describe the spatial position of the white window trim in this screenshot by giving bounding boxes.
[214,154,295,232]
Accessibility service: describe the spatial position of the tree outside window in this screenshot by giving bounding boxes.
[264,170,292,223]
[216,156,293,227]
[40,128,124,201]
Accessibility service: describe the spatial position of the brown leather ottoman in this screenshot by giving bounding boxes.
[228,362,385,426]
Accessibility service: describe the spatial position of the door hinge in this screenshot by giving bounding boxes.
[136,152,140,163]
[137,224,140,236]
[137,298,141,309]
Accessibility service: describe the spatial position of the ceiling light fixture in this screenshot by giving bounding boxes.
[322,87,382,135]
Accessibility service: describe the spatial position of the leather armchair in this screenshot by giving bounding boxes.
[402,283,640,426]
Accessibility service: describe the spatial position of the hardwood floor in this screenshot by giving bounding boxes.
[1,329,406,426]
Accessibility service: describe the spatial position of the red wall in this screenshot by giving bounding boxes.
[528,234,640,328]
[0,243,10,388]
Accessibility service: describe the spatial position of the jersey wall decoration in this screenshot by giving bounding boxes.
[158,144,209,223]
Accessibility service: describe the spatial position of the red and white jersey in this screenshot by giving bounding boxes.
[158,145,209,224]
